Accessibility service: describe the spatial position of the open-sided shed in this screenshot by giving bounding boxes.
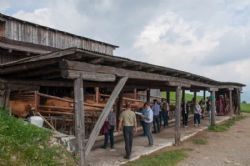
[0,47,245,165]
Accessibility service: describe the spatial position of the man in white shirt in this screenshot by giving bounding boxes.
[142,102,154,146]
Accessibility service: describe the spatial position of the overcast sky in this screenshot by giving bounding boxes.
[1,0,249,102]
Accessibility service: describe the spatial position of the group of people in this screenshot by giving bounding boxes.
[140,99,170,135]
[118,102,154,159]
[101,102,154,159]
[182,98,212,128]
[100,97,212,160]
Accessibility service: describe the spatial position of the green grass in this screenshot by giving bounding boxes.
[161,92,203,103]
[192,138,208,145]
[241,103,250,113]
[208,115,245,132]
[125,149,188,166]
[0,109,76,165]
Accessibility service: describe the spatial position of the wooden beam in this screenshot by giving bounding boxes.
[85,77,128,156]
[169,81,191,88]
[90,58,104,64]
[60,60,212,87]
[15,68,60,78]
[74,75,85,166]
[146,68,156,72]
[0,59,58,75]
[175,86,182,145]
[61,70,116,82]
[5,79,72,88]
[209,87,219,91]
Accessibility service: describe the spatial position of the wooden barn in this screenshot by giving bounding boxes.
[0,13,245,165]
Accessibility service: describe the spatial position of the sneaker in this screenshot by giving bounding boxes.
[110,148,116,151]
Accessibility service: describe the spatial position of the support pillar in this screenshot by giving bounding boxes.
[95,87,99,104]
[229,89,233,116]
[203,90,206,101]
[146,89,150,103]
[133,88,137,99]
[175,86,182,145]
[237,89,241,115]
[210,90,216,126]
[166,88,170,104]
[194,91,197,103]
[182,89,185,103]
[3,89,10,109]
[74,75,85,166]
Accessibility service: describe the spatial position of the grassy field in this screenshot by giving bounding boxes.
[208,115,245,132]
[0,109,76,165]
[125,149,188,166]
[241,103,250,113]
[161,92,203,103]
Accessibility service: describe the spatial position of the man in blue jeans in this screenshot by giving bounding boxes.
[142,102,154,146]
[161,100,169,127]
[152,99,161,133]
[103,108,116,150]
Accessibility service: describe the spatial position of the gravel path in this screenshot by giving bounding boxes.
[178,114,250,166]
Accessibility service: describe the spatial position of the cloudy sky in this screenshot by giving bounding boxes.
[1,0,250,102]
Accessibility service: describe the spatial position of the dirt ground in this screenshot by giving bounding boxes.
[178,113,250,166]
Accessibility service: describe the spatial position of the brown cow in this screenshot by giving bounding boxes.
[44,97,74,112]
[9,100,34,118]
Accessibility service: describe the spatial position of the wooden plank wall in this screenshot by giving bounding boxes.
[3,20,115,55]
[0,21,5,37]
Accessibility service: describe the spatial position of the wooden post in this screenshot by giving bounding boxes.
[203,90,206,101]
[175,86,182,145]
[133,88,137,99]
[74,75,85,166]
[3,89,10,109]
[229,89,233,116]
[182,89,185,103]
[194,91,197,103]
[85,77,128,156]
[95,87,99,104]
[166,89,170,104]
[146,89,150,103]
[237,89,241,115]
[210,90,216,126]
[34,91,40,112]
